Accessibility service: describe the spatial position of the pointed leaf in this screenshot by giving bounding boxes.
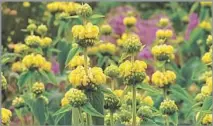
[65,46,79,65]
[81,103,104,117]
[53,105,72,116]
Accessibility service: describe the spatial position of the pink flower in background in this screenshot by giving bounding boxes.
[185,13,199,40]
[106,5,175,60]
[51,57,60,74]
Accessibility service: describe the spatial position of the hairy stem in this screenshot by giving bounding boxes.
[110,111,114,126]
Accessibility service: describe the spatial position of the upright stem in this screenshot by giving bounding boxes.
[111,78,116,91]
[131,55,137,126]
[86,114,91,126]
[78,108,84,125]
[165,115,169,126]
[132,85,137,126]
[110,111,114,126]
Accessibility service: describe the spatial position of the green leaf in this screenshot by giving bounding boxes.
[32,97,47,125]
[53,105,72,116]
[170,85,193,104]
[66,15,80,19]
[17,71,32,88]
[136,83,162,96]
[46,71,57,85]
[57,40,72,73]
[189,2,199,14]
[90,14,105,19]
[39,70,52,84]
[99,85,115,96]
[169,112,178,126]
[81,103,104,117]
[65,46,79,65]
[85,91,104,125]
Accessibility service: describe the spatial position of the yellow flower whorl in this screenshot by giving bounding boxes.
[68,55,90,69]
[22,53,52,71]
[14,43,29,53]
[11,61,25,73]
[160,99,178,115]
[151,70,176,88]
[99,43,116,55]
[68,66,106,89]
[61,97,69,107]
[159,18,169,27]
[156,29,173,39]
[199,21,212,31]
[202,114,212,125]
[12,97,25,109]
[40,37,52,47]
[143,96,154,106]
[151,44,174,61]
[1,108,12,125]
[25,35,41,46]
[100,24,112,35]
[202,51,212,65]
[47,2,80,14]
[123,34,142,54]
[119,60,147,77]
[64,88,87,107]
[200,2,212,7]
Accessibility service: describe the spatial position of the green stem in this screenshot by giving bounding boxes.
[132,85,137,126]
[86,113,91,126]
[111,78,116,91]
[165,115,169,126]
[163,88,167,99]
[131,55,136,126]
[78,108,84,125]
[15,109,24,126]
[72,108,80,126]
[178,46,184,67]
[110,111,114,126]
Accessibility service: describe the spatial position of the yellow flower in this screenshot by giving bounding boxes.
[143,75,150,84]
[72,25,85,39]
[113,90,123,98]
[151,44,174,61]
[68,66,106,88]
[152,70,176,88]
[40,37,52,47]
[123,16,137,27]
[47,2,60,13]
[41,61,52,72]
[156,29,173,39]
[206,77,212,91]
[61,97,69,107]
[202,51,212,65]
[143,96,154,106]
[32,82,45,95]
[84,22,99,39]
[99,43,116,55]
[160,99,178,115]
[199,21,212,31]
[201,85,212,96]
[91,67,106,85]
[119,60,132,77]
[202,114,212,125]
[27,23,37,32]
[119,60,147,77]
[200,2,212,7]
[87,46,99,55]
[11,61,25,72]
[1,108,12,125]
[117,33,129,46]
[68,55,89,69]
[23,2,30,7]
[14,43,29,53]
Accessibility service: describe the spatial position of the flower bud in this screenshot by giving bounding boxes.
[159,18,169,27]
[32,82,45,96]
[65,88,87,107]
[1,73,7,90]
[202,51,212,65]
[123,16,137,27]
[25,35,41,46]
[39,95,49,105]
[206,35,212,46]
[76,3,92,17]
[12,97,25,109]
[123,34,142,54]
[104,64,119,78]
[27,23,37,32]
[105,113,120,125]
[104,95,121,112]
[100,24,112,35]
[137,105,153,120]
[61,97,69,107]
[143,96,154,106]
[195,93,207,103]
[160,99,178,115]
[37,24,48,35]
